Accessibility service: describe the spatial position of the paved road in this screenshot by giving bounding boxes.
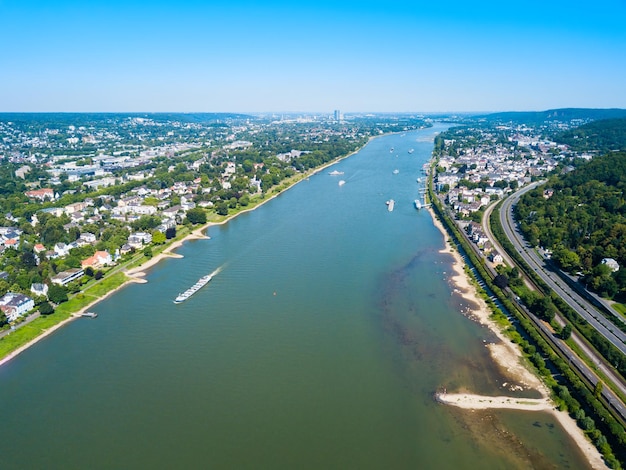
[0,312,41,340]
[484,199,626,390]
[500,183,626,356]
[479,186,626,422]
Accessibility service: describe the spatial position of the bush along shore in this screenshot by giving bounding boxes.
[0,135,381,366]
[427,165,625,469]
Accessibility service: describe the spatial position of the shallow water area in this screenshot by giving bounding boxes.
[0,125,592,469]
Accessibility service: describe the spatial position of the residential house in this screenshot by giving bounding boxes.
[118,204,157,216]
[180,196,196,211]
[117,195,142,207]
[81,251,113,269]
[31,283,49,298]
[601,258,620,272]
[25,188,56,201]
[162,205,184,219]
[64,201,87,214]
[2,238,19,250]
[51,268,84,286]
[127,232,152,248]
[54,242,70,257]
[79,233,97,244]
[0,293,35,322]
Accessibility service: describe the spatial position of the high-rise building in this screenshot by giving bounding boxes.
[333,110,343,121]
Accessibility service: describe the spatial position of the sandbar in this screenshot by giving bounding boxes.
[427,205,607,469]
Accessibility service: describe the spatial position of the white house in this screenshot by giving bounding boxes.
[79,233,97,244]
[54,242,70,257]
[51,268,84,286]
[601,258,620,272]
[31,283,49,297]
[127,232,152,248]
[0,293,35,321]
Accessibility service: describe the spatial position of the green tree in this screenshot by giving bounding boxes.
[594,381,603,398]
[493,274,509,289]
[561,323,572,340]
[131,215,161,232]
[39,301,54,315]
[552,248,581,273]
[152,231,166,245]
[0,279,10,297]
[20,250,37,269]
[185,208,207,225]
[215,202,229,216]
[48,284,69,304]
[40,218,67,245]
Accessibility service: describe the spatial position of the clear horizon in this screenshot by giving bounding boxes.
[0,109,623,115]
[1,0,625,113]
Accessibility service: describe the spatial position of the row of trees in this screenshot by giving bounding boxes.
[515,152,626,300]
[432,183,625,467]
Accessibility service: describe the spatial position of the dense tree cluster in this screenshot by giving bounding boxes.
[514,152,626,300]
[555,118,626,153]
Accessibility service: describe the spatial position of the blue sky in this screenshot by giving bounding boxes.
[1,0,625,113]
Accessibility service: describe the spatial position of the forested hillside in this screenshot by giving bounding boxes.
[555,118,626,153]
[481,108,626,125]
[514,152,626,300]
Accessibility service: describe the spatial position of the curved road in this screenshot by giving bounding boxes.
[480,186,626,421]
[500,183,626,356]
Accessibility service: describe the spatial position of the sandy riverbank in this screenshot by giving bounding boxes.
[124,139,369,278]
[0,142,369,368]
[0,273,148,368]
[426,206,607,469]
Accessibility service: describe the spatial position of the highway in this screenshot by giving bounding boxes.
[500,183,626,356]
[475,186,626,422]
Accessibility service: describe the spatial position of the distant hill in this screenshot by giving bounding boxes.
[0,112,251,125]
[147,113,252,123]
[479,108,626,124]
[554,118,626,153]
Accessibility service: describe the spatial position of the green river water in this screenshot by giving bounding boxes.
[0,124,591,469]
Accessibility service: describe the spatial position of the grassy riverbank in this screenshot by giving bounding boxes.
[0,137,373,364]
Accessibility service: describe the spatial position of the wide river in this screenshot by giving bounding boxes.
[0,124,590,469]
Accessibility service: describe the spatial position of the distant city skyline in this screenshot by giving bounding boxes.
[1,0,625,113]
